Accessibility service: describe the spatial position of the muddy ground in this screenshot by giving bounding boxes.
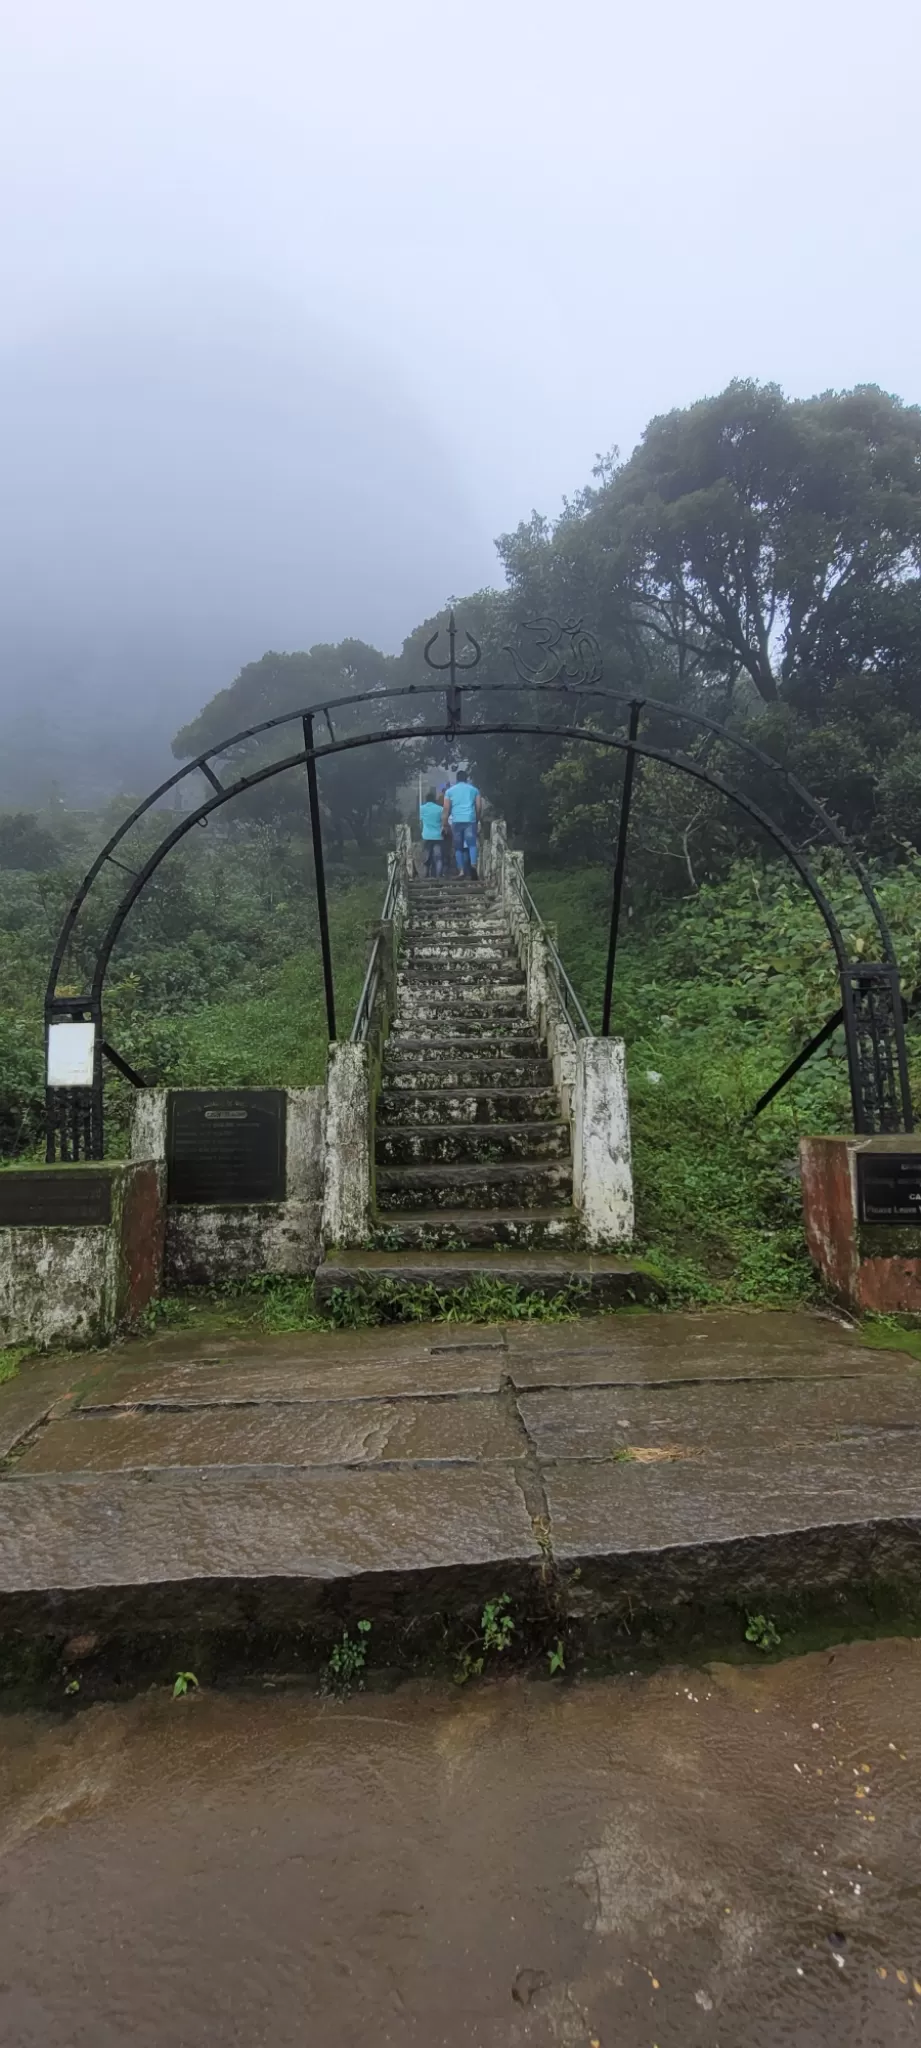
[2,1638,921,2045]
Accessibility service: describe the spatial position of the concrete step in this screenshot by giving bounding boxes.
[375,1122,571,1166]
[386,1035,544,1060]
[407,913,505,930]
[377,1088,561,1126]
[405,919,498,933]
[401,946,520,969]
[371,1210,582,1249]
[383,1057,554,1090]
[390,1015,532,1039]
[396,968,526,991]
[376,1161,573,1212]
[315,1248,656,1309]
[392,997,530,1023]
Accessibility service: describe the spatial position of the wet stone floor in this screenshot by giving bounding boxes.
[5,1310,921,1625]
[2,1640,921,2046]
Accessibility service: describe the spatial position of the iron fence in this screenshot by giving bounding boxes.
[350,862,400,1044]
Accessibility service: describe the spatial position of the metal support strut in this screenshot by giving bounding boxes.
[303,714,337,1043]
[601,700,643,1035]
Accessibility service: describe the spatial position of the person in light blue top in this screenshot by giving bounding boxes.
[419,790,445,876]
[442,776,483,877]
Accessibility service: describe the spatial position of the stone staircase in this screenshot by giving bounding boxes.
[374,874,577,1250]
[315,868,651,1308]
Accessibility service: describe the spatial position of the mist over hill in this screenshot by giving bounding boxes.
[0,306,495,804]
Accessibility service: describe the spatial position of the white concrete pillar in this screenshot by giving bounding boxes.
[321,1043,372,1247]
[572,1037,634,1246]
[394,822,414,880]
[131,1088,167,1161]
[486,817,507,894]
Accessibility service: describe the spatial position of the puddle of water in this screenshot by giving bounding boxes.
[1,1640,920,2045]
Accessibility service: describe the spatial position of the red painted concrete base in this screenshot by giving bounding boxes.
[800,1135,921,1314]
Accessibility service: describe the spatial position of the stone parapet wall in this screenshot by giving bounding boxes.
[482,821,634,1247]
[0,1161,164,1348]
[131,1086,326,1286]
[801,1133,921,1312]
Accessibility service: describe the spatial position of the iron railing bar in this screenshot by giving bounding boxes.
[351,942,382,1043]
[501,852,594,1037]
[351,860,400,1041]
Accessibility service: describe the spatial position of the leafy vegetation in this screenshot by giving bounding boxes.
[530,856,921,1306]
[745,1614,782,1653]
[322,1620,372,1697]
[0,821,380,1157]
[455,1595,516,1683]
[139,1275,586,1335]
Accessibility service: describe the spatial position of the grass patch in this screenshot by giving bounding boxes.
[526,857,921,1310]
[139,1274,586,1336]
[0,1348,29,1386]
[856,1314,921,1363]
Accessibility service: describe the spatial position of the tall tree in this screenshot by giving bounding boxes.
[172,641,414,853]
[592,381,921,709]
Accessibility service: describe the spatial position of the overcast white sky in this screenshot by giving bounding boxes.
[1,0,919,784]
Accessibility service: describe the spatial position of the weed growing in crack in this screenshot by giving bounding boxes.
[745,1613,781,1653]
[322,1620,372,1697]
[455,1594,515,1683]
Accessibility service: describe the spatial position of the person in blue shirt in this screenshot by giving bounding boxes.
[419,789,446,876]
[442,775,483,877]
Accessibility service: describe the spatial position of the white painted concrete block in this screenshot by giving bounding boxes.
[572,1037,634,1246]
[321,1044,372,1248]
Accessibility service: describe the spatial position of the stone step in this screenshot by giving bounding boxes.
[405,917,497,931]
[393,995,530,1019]
[386,1035,544,1060]
[390,1015,532,1039]
[376,1161,573,1212]
[377,1088,560,1126]
[315,1248,657,1309]
[397,968,526,990]
[406,892,490,906]
[371,1209,581,1249]
[407,914,505,931]
[375,1122,570,1166]
[401,946,519,968]
[383,1057,554,1090]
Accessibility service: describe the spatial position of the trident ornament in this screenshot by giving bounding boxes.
[423,611,481,730]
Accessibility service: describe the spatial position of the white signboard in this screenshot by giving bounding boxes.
[47,1021,96,1088]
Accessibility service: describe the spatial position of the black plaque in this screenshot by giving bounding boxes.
[167,1090,287,1205]
[0,1169,112,1227]
[856,1151,921,1224]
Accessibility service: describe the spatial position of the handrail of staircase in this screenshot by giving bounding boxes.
[503,861,594,1039]
[350,861,400,1044]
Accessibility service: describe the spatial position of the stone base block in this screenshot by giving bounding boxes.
[800,1134,921,1313]
[0,1161,164,1349]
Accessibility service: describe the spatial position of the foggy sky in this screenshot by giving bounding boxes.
[2,0,919,798]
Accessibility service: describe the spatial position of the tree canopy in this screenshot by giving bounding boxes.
[173,380,921,879]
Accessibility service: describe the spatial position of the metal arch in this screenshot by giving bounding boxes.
[45,674,896,1006]
[87,718,856,996]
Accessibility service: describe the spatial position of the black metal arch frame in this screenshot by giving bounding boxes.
[44,678,914,1161]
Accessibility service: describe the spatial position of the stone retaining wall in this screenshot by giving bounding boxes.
[132,1087,326,1285]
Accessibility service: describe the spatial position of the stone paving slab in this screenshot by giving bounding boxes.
[0,1358,83,1461]
[517,1372,921,1457]
[75,1345,510,1408]
[18,1393,523,1473]
[504,1309,883,1383]
[543,1439,921,1556]
[3,1311,921,1643]
[0,1464,540,1595]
